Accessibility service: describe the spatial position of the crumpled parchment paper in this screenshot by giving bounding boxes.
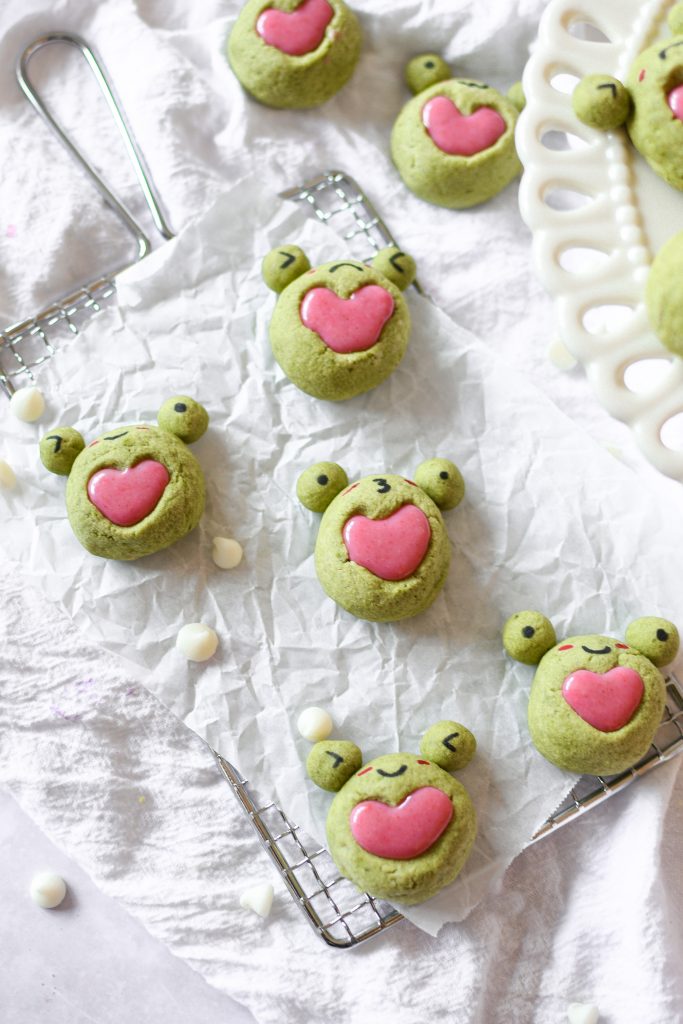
[2,180,681,935]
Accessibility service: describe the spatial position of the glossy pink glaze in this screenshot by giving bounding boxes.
[562,667,644,733]
[256,0,333,57]
[668,84,683,121]
[300,285,394,353]
[422,95,506,156]
[342,504,431,581]
[350,787,453,860]
[87,460,170,527]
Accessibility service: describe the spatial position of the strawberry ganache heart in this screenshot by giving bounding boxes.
[562,667,644,732]
[256,0,334,57]
[422,95,507,156]
[300,285,395,354]
[87,460,170,527]
[342,504,431,581]
[349,787,454,859]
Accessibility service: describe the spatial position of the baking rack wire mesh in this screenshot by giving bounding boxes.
[5,60,683,947]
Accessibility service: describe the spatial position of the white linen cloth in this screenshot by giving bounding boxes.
[1,0,682,1019]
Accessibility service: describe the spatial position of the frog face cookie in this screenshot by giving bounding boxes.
[297,458,464,621]
[227,0,362,109]
[263,244,416,401]
[307,721,477,905]
[503,612,678,775]
[40,396,209,561]
[391,54,524,209]
[572,5,683,191]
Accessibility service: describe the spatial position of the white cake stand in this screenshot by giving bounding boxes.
[516,0,683,482]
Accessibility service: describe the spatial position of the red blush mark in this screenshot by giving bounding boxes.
[638,69,646,82]
[342,482,360,495]
[135,425,150,431]
[558,644,574,651]
[417,759,430,765]
[616,643,629,649]
[357,766,373,776]
[88,439,100,447]
[404,478,418,486]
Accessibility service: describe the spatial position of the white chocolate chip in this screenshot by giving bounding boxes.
[176,622,218,662]
[0,460,16,489]
[548,338,578,371]
[240,882,274,919]
[9,386,45,422]
[567,1003,600,1024]
[212,536,243,569]
[297,706,333,743]
[30,872,67,909]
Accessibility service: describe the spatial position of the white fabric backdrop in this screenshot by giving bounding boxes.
[1,0,682,1020]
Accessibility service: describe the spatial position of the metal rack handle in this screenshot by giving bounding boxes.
[17,32,174,261]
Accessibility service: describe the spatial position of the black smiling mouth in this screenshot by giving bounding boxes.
[376,765,407,778]
[581,644,611,655]
[328,262,364,273]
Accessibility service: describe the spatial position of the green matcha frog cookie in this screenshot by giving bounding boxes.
[307,720,477,905]
[391,54,525,209]
[503,611,678,775]
[227,0,361,109]
[297,457,464,621]
[571,5,683,358]
[40,396,208,561]
[263,244,416,401]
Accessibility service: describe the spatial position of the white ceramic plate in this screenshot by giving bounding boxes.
[516,0,683,482]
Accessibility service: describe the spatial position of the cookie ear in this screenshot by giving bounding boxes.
[157,396,209,443]
[405,53,451,95]
[420,721,476,771]
[262,245,311,293]
[625,617,680,667]
[669,3,683,33]
[39,427,85,475]
[503,611,557,665]
[507,81,525,112]
[415,458,465,510]
[307,740,363,792]
[297,462,348,513]
[371,246,416,291]
[572,74,630,131]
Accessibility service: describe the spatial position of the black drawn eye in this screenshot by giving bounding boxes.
[374,477,391,494]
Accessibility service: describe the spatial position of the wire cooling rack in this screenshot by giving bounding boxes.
[7,37,683,950]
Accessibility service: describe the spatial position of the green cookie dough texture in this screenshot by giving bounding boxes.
[308,469,454,621]
[572,75,630,131]
[503,610,557,665]
[391,58,522,209]
[528,633,666,775]
[419,720,476,771]
[414,458,465,511]
[306,740,362,791]
[296,461,348,512]
[227,0,362,109]
[325,751,477,905]
[40,397,208,562]
[572,7,683,191]
[625,616,680,667]
[646,231,683,357]
[504,612,677,776]
[40,426,85,476]
[266,252,412,401]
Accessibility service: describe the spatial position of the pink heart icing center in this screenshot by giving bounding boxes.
[350,787,453,860]
[422,95,507,156]
[300,285,395,354]
[668,84,683,121]
[256,0,333,57]
[342,504,431,581]
[562,667,644,733]
[87,460,170,527]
